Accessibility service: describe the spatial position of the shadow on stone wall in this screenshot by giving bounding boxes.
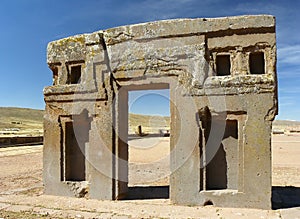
[272,186,300,209]
[123,185,300,208]
[125,186,169,200]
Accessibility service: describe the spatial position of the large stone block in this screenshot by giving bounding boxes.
[44,15,277,209]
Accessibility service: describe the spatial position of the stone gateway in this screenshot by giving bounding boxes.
[44,15,278,209]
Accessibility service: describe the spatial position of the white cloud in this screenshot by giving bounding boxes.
[278,45,300,65]
[279,86,300,94]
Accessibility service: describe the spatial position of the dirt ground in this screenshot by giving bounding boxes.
[272,134,300,187]
[0,134,299,218]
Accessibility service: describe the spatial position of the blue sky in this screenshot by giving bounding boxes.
[129,90,170,116]
[0,0,299,120]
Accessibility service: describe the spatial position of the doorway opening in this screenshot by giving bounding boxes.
[126,85,170,199]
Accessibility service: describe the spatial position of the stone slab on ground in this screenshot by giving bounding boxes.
[31,207,61,217]
[280,207,300,219]
[4,203,33,212]
[0,203,10,211]
[0,194,285,219]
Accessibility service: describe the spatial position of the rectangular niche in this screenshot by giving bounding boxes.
[66,61,84,85]
[199,111,246,192]
[60,112,91,182]
[69,65,82,84]
[206,119,238,190]
[64,121,86,181]
[249,52,265,74]
[216,55,231,76]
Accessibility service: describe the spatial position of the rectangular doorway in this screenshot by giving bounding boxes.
[116,84,171,200]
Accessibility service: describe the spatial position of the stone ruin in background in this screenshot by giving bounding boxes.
[43,15,278,209]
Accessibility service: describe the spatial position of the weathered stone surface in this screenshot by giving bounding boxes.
[44,15,277,209]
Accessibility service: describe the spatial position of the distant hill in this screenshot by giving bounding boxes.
[0,107,170,127]
[273,120,300,132]
[0,107,44,136]
[0,107,299,135]
[273,120,300,127]
[0,107,171,135]
[129,113,170,134]
[0,107,44,123]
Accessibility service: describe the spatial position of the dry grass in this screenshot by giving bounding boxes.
[129,113,170,134]
[0,107,43,137]
[273,120,300,133]
[0,107,171,137]
[1,107,299,136]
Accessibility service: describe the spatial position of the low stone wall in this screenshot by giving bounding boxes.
[0,136,43,146]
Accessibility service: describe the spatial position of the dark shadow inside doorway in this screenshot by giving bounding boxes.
[125,185,169,200]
